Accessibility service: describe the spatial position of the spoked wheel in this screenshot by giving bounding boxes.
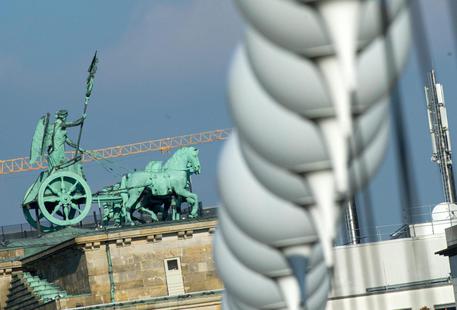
[38,171,92,227]
[22,182,56,233]
[22,205,56,233]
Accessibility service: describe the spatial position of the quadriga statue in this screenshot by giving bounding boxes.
[100,146,202,226]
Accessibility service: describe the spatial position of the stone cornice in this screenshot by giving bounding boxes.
[75,219,217,246]
[0,260,21,275]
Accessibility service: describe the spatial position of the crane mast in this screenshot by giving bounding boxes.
[424,70,456,203]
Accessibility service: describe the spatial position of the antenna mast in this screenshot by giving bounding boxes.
[424,70,456,203]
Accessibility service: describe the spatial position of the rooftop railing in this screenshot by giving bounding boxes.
[0,206,218,245]
[2,204,455,246]
[337,204,457,245]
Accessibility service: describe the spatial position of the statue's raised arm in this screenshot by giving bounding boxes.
[62,114,85,128]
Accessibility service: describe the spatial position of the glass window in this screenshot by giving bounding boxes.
[167,259,179,270]
[434,304,456,310]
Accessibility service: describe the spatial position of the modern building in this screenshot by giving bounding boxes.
[435,224,457,309]
[329,219,456,310]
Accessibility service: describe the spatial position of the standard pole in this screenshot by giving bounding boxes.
[74,97,89,160]
[75,52,98,160]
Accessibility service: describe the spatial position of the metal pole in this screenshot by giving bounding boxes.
[345,200,360,244]
[105,242,116,302]
[74,98,88,160]
[75,52,98,160]
[98,207,103,226]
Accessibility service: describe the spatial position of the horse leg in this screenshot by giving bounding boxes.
[187,193,199,218]
[124,206,134,226]
[170,196,180,221]
[173,188,199,218]
[114,203,122,226]
[102,203,110,226]
[138,205,159,222]
[124,190,142,226]
[169,197,176,221]
[174,206,181,220]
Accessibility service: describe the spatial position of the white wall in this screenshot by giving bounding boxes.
[332,234,450,297]
[327,285,455,310]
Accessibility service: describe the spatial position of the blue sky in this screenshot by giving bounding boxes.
[357,0,457,239]
[0,0,455,237]
[0,0,242,226]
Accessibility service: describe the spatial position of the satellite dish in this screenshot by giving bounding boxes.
[431,202,457,222]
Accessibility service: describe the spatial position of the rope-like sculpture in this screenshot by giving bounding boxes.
[215,1,411,309]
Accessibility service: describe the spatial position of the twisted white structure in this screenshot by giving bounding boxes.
[215,1,411,309]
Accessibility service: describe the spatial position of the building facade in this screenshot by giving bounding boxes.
[0,219,222,310]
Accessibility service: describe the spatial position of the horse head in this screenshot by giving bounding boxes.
[185,147,201,175]
[164,147,201,174]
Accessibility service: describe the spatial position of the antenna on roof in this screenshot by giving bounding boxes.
[424,69,456,203]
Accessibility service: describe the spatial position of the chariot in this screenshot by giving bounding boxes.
[22,147,201,232]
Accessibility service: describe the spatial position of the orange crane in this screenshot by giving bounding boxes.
[0,128,232,175]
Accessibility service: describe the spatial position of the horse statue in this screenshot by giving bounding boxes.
[119,146,201,225]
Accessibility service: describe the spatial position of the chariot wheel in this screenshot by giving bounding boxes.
[22,206,56,233]
[37,171,92,227]
[22,177,56,233]
[22,182,56,233]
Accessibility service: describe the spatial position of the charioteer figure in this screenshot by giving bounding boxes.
[47,109,86,169]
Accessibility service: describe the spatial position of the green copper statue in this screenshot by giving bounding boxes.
[23,107,93,232]
[22,53,98,232]
[47,110,85,169]
[128,147,201,223]
[122,147,201,224]
[22,51,202,232]
[30,110,85,170]
[97,147,201,226]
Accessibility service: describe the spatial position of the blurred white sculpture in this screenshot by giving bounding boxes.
[216,1,412,309]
